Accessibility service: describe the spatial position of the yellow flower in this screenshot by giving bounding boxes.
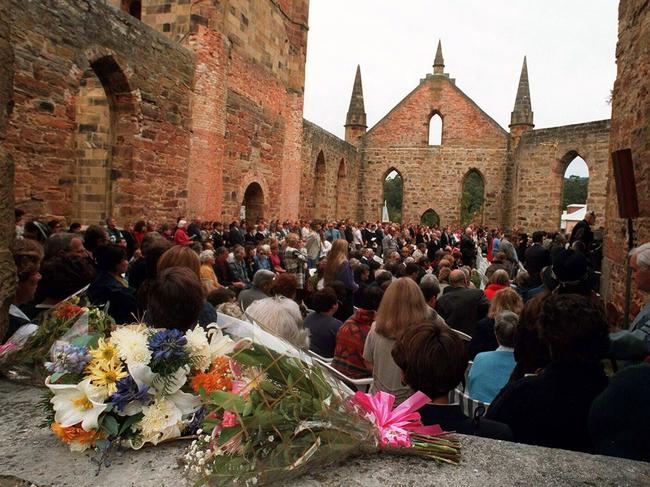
[89,338,119,365]
[86,358,128,398]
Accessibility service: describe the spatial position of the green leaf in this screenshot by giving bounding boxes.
[118,412,143,436]
[101,414,119,437]
[49,371,66,383]
[242,400,253,417]
[209,390,246,414]
[71,333,101,349]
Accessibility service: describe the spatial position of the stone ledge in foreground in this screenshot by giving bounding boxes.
[1,380,648,487]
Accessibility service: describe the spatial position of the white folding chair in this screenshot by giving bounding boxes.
[306,349,333,364]
[313,358,373,392]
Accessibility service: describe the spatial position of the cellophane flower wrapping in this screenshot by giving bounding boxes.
[0,297,115,385]
[41,323,237,454]
[185,313,461,487]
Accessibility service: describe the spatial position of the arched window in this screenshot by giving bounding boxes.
[121,0,142,20]
[313,150,327,219]
[428,113,442,146]
[460,169,485,225]
[335,159,347,218]
[560,152,589,230]
[382,169,403,223]
[420,209,440,227]
[242,182,264,222]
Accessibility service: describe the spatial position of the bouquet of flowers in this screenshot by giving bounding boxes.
[185,341,461,487]
[43,323,237,453]
[0,298,115,385]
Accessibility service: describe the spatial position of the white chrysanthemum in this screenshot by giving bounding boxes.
[139,397,183,445]
[185,325,211,372]
[111,325,152,366]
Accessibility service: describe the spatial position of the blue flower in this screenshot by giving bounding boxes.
[109,376,151,413]
[147,329,189,373]
[45,343,91,374]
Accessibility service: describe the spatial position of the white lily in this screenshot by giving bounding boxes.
[130,363,201,415]
[46,377,107,431]
[206,323,236,361]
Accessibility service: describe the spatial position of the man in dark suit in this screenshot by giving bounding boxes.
[570,211,595,250]
[524,231,551,287]
[436,269,489,337]
[228,221,244,247]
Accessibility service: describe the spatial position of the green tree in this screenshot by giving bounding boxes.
[562,175,589,209]
[461,171,484,225]
[420,209,440,227]
[383,173,403,223]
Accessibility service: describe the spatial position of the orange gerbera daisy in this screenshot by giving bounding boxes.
[51,422,104,451]
[191,356,233,394]
[54,304,83,319]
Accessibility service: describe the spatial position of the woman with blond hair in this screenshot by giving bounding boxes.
[323,239,358,319]
[468,287,523,359]
[363,277,430,404]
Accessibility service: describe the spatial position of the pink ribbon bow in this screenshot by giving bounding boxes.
[350,390,444,448]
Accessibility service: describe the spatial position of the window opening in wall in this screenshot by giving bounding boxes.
[242,182,264,223]
[420,209,440,227]
[313,151,327,219]
[461,169,485,225]
[383,169,403,223]
[122,0,142,20]
[428,113,442,145]
[560,154,589,232]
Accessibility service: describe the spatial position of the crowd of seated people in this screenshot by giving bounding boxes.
[4,210,650,462]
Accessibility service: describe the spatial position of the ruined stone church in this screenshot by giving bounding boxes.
[2,0,649,316]
[6,0,608,231]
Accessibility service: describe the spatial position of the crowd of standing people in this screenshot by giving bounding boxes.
[6,208,650,462]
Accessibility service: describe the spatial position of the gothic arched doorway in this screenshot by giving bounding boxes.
[242,182,264,222]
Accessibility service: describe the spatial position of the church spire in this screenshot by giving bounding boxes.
[345,65,367,144]
[510,56,534,129]
[433,39,444,74]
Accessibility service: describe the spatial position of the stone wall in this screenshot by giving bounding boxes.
[0,0,16,341]
[359,74,509,226]
[602,0,650,320]
[300,120,359,220]
[7,0,195,224]
[511,120,611,231]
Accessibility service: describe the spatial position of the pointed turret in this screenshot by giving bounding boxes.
[433,40,445,74]
[510,56,534,129]
[344,65,367,144]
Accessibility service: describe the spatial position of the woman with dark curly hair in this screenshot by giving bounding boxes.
[486,293,609,452]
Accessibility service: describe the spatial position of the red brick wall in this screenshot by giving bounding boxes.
[360,75,509,226]
[602,1,650,320]
[8,0,195,224]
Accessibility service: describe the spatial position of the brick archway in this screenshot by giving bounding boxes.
[242,182,264,222]
[71,52,141,223]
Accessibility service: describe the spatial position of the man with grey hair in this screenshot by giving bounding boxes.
[44,232,88,260]
[468,310,519,403]
[238,269,275,311]
[609,242,650,362]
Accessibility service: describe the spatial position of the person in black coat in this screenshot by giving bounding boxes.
[228,221,244,247]
[468,288,523,359]
[524,231,551,287]
[436,270,489,337]
[486,293,609,453]
[392,321,512,441]
[569,211,595,249]
[87,244,138,324]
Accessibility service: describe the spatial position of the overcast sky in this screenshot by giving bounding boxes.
[303,0,618,177]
